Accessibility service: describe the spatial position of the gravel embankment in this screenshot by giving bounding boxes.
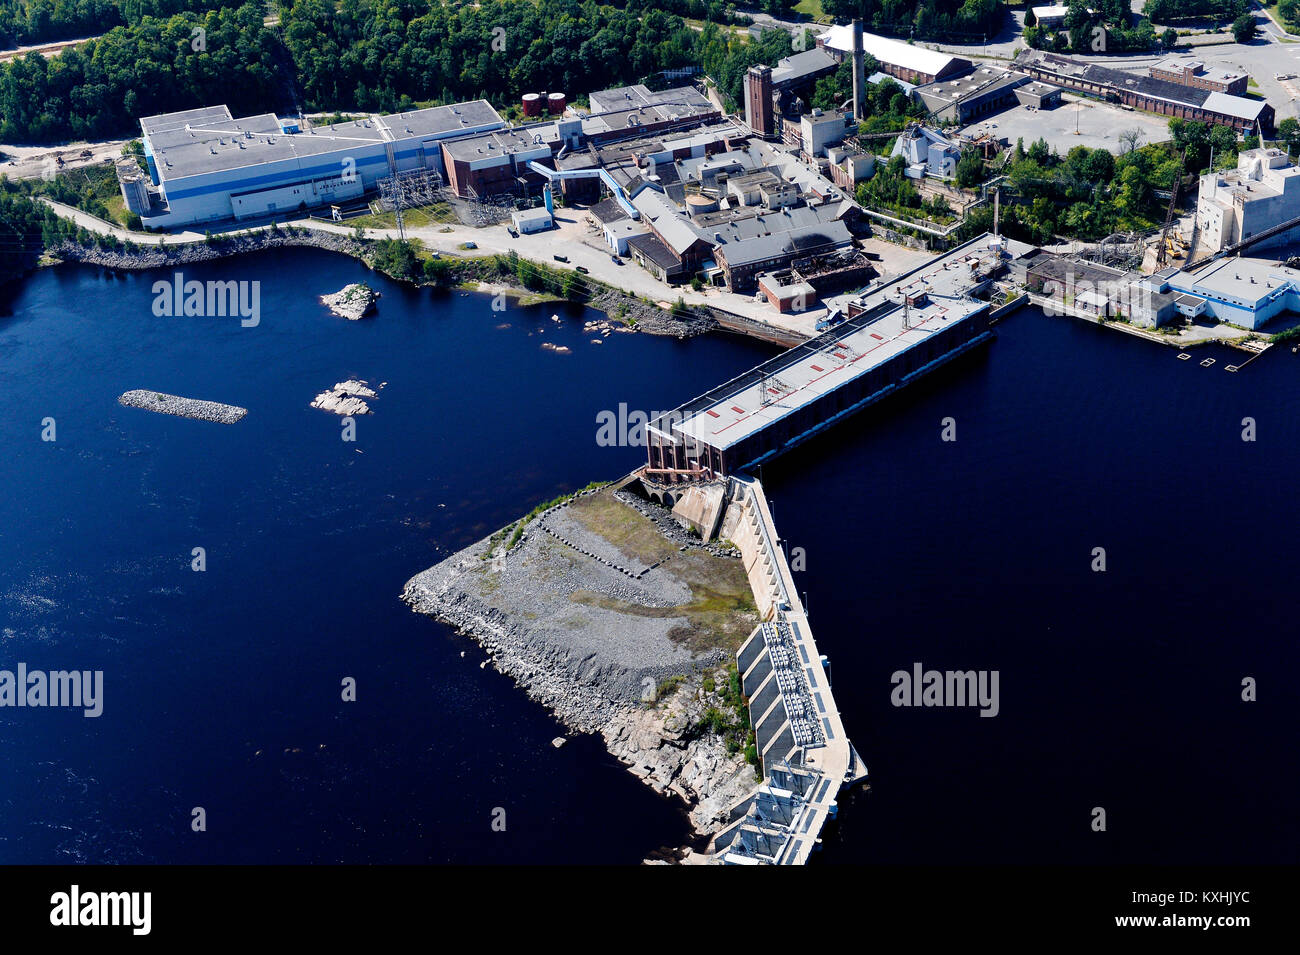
[402,490,758,852]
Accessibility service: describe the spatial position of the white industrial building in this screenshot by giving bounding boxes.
[799,108,850,159]
[511,207,554,234]
[1196,148,1300,253]
[818,25,971,85]
[123,101,506,228]
[890,125,961,179]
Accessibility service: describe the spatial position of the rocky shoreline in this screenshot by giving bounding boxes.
[402,486,760,859]
[46,233,718,340]
[48,229,367,271]
[118,390,247,423]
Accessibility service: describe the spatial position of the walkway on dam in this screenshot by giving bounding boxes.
[711,475,866,865]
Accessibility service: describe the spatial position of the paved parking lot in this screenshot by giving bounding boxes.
[961,95,1175,155]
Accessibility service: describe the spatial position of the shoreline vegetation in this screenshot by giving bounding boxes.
[31,224,717,338]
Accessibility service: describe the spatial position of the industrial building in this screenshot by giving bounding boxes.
[646,289,992,479]
[1149,57,1248,96]
[1013,81,1063,110]
[798,108,851,159]
[125,102,507,228]
[1021,252,1178,327]
[771,47,840,101]
[891,125,961,179]
[122,80,727,228]
[1163,257,1300,329]
[744,65,776,139]
[1030,4,1071,28]
[1014,50,1274,134]
[1195,148,1300,253]
[818,24,972,86]
[913,67,1036,124]
[714,220,855,293]
[510,207,554,234]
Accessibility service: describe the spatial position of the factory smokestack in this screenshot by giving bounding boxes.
[851,19,865,123]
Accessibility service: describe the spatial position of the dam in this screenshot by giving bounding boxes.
[635,236,1019,863]
[635,471,865,864]
[645,258,1001,481]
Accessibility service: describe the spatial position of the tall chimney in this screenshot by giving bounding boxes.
[851,19,865,123]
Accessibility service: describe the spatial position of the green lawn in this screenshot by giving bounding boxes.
[1263,0,1300,36]
[793,0,826,21]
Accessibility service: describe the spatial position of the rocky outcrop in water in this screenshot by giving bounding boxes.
[311,379,382,416]
[118,390,246,423]
[320,283,379,320]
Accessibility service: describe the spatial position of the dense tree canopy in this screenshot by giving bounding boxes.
[0,3,285,142]
[820,0,1002,43]
[0,0,226,49]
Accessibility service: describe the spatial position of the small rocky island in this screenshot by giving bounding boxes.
[320,283,379,320]
[118,390,247,423]
[311,379,383,416]
[403,478,764,859]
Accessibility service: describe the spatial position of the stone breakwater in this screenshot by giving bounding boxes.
[119,390,247,423]
[402,489,760,855]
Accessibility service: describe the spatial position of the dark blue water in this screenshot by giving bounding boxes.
[2,249,1295,865]
[764,313,1300,865]
[0,248,775,863]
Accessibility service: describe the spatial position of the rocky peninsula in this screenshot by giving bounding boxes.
[402,481,762,858]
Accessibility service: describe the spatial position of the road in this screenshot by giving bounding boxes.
[36,197,845,340]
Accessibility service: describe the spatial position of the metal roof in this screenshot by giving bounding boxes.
[667,294,986,450]
[819,26,968,78]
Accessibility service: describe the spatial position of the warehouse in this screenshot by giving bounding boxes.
[818,25,971,85]
[127,101,506,228]
[1013,50,1274,134]
[1013,80,1063,109]
[913,67,1034,124]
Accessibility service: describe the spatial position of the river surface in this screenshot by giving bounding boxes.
[1,247,1294,864]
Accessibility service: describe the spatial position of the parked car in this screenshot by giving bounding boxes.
[507,227,519,238]
[553,254,569,263]
[576,265,589,274]
[463,241,477,250]
[610,254,623,265]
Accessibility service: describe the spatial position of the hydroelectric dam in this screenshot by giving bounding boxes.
[636,235,1015,864]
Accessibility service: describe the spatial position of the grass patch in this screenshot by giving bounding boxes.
[570,555,757,654]
[506,481,608,551]
[655,674,686,700]
[565,490,680,566]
